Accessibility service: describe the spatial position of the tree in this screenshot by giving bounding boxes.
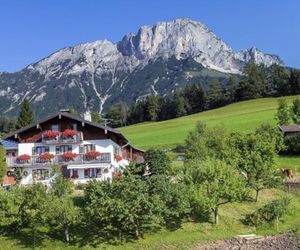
[0,116,16,134]
[106,101,128,127]
[185,122,230,162]
[291,98,300,124]
[255,123,285,153]
[233,133,280,201]
[91,111,103,124]
[237,61,268,100]
[184,83,206,114]
[186,158,246,224]
[50,164,73,198]
[289,69,300,95]
[16,99,35,129]
[276,98,290,125]
[145,95,160,121]
[128,101,145,124]
[20,184,48,246]
[0,145,7,184]
[225,75,239,103]
[0,186,23,232]
[47,196,79,243]
[269,64,290,96]
[206,79,225,109]
[173,91,187,118]
[143,149,171,176]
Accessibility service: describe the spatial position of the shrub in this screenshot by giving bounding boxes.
[245,196,291,226]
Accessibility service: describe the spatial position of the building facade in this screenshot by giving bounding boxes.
[2,111,144,186]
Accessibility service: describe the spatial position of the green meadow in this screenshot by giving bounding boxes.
[120,96,299,149]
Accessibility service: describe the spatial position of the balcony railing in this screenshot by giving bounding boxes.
[6,153,111,168]
[41,132,83,144]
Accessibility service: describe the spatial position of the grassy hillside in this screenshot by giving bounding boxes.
[120,96,299,149]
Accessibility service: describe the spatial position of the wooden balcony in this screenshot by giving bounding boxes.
[6,152,111,168]
[41,132,83,144]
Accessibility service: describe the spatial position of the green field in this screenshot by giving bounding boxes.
[119,96,299,149]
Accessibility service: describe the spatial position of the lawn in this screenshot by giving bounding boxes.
[119,96,300,149]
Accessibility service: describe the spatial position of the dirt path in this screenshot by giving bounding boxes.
[196,234,300,250]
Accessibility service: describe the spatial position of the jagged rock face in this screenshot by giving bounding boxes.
[0,18,283,117]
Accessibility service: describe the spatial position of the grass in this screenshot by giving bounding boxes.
[0,189,299,250]
[119,96,300,149]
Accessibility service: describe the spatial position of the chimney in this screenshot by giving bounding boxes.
[84,110,92,122]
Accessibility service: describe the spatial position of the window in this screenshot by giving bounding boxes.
[32,146,49,155]
[51,124,59,131]
[84,144,96,153]
[32,169,50,180]
[113,145,121,156]
[55,145,72,154]
[72,123,77,131]
[84,168,98,178]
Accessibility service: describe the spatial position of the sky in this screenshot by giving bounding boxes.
[0,0,299,72]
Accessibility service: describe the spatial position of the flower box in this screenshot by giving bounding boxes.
[44,130,60,139]
[17,154,31,161]
[62,152,78,161]
[62,129,78,137]
[114,154,122,162]
[85,151,101,159]
[38,152,54,161]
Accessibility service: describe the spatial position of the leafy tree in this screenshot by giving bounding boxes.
[245,196,290,230]
[0,186,23,232]
[0,144,7,184]
[16,99,35,129]
[50,164,73,198]
[91,111,103,124]
[276,98,290,125]
[84,176,163,239]
[186,158,246,224]
[291,98,300,124]
[255,123,285,153]
[185,122,230,162]
[233,133,280,201]
[106,101,128,127]
[47,196,79,243]
[144,149,171,176]
[20,184,48,245]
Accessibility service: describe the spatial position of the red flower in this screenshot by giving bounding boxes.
[62,152,78,160]
[63,129,78,137]
[44,130,60,138]
[114,154,122,162]
[17,154,31,161]
[85,151,101,158]
[38,152,54,160]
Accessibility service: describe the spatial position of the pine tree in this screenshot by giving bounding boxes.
[145,95,160,121]
[173,91,187,117]
[269,64,289,96]
[289,69,300,95]
[206,79,225,109]
[16,99,35,129]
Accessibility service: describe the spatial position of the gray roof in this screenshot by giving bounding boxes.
[0,139,18,149]
[279,125,300,133]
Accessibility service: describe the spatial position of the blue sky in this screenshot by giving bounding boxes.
[0,0,299,72]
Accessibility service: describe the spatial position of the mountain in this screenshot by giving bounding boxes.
[0,18,283,117]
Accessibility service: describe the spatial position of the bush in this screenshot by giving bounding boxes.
[284,134,300,154]
[245,196,291,226]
